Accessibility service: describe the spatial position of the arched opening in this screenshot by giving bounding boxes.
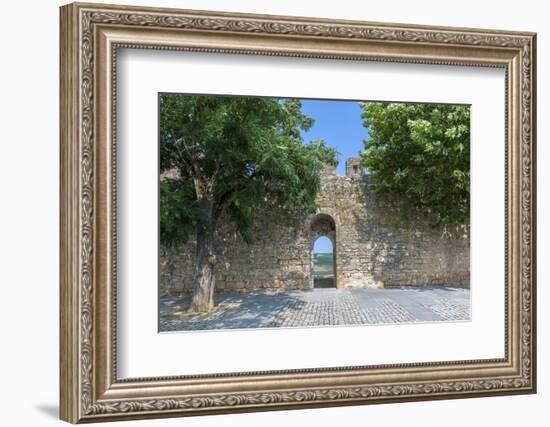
[312,236,335,288]
[309,214,337,288]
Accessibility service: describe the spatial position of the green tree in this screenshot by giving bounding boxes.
[160,94,336,312]
[359,102,470,227]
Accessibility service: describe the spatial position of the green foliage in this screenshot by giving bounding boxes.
[159,94,337,246]
[306,140,339,167]
[159,177,198,247]
[359,102,470,227]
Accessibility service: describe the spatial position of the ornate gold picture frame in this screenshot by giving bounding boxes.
[60,2,536,423]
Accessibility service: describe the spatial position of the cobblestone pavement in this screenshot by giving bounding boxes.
[159,285,470,332]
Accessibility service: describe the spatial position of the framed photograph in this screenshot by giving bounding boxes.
[60,2,537,423]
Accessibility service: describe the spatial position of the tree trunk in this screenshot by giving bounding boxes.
[189,198,216,313]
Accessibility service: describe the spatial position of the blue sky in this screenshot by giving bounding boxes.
[300,99,369,175]
[300,99,369,253]
[313,236,333,254]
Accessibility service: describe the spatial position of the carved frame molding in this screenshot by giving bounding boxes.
[60,2,536,423]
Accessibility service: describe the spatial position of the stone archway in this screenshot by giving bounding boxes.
[309,213,337,288]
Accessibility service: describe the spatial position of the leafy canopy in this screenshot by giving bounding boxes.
[160,94,337,246]
[359,102,470,227]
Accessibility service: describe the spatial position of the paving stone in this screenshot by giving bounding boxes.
[159,285,471,332]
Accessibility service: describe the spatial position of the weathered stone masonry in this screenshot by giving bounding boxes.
[160,158,470,295]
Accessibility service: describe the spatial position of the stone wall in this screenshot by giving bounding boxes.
[160,159,470,295]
